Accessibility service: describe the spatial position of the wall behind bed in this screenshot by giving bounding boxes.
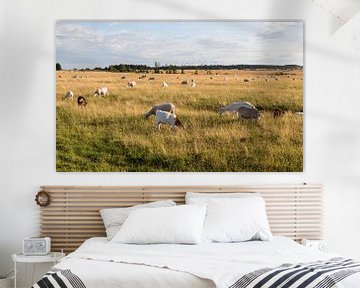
[1,0,360,284]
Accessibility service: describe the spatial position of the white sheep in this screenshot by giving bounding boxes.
[218,102,256,117]
[93,87,108,97]
[64,90,74,101]
[155,110,183,131]
[127,81,136,88]
[191,80,196,88]
[144,103,175,118]
[161,82,169,88]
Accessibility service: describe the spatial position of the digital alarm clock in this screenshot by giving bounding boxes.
[23,237,51,255]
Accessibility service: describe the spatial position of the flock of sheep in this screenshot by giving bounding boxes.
[63,85,269,131]
[63,77,195,106]
[62,75,294,131]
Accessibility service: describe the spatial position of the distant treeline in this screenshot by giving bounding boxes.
[57,63,302,73]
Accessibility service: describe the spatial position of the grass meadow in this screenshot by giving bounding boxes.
[56,69,303,172]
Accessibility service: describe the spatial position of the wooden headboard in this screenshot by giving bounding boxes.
[39,184,323,253]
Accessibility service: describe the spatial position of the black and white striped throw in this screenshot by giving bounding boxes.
[32,268,86,288]
[229,257,360,288]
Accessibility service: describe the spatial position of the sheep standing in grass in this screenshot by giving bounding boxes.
[161,82,169,88]
[191,80,196,87]
[237,106,261,119]
[93,87,108,97]
[218,102,256,117]
[64,90,74,101]
[128,81,136,88]
[144,103,175,118]
[77,96,87,107]
[155,110,183,131]
[181,80,189,85]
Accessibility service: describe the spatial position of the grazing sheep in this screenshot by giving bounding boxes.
[144,103,175,118]
[155,110,183,131]
[191,80,196,88]
[77,96,87,107]
[181,80,189,85]
[273,108,285,118]
[218,102,256,117]
[148,77,156,81]
[244,79,249,82]
[121,76,126,79]
[275,78,279,81]
[93,87,108,97]
[127,81,136,88]
[237,106,261,119]
[64,90,74,101]
[161,82,169,88]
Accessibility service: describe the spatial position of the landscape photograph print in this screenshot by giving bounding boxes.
[56,21,303,172]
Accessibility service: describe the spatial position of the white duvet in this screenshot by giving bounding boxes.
[54,237,360,288]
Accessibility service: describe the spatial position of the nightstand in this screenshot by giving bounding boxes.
[12,252,65,288]
[301,239,328,252]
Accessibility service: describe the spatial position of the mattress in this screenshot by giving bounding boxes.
[34,237,360,288]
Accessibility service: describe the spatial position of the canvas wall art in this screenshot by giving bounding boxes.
[56,21,303,172]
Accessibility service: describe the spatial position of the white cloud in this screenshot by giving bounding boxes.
[56,22,303,69]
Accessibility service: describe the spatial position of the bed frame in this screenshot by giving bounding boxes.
[39,184,323,253]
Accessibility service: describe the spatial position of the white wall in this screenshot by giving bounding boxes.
[1,0,360,285]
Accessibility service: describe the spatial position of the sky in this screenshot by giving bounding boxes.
[56,21,303,69]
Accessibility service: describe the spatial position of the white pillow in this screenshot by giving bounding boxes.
[111,205,207,244]
[100,200,176,240]
[186,192,259,204]
[202,197,272,243]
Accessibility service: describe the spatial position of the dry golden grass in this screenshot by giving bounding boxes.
[56,69,303,171]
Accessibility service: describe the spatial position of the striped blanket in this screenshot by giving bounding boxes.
[32,258,360,288]
[230,258,360,288]
[32,268,86,288]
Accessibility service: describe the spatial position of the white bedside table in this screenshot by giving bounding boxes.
[12,252,65,288]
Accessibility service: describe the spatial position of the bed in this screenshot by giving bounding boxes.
[33,185,360,288]
[33,236,360,288]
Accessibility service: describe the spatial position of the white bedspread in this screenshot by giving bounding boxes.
[54,237,360,288]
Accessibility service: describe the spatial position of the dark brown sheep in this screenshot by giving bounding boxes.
[77,96,87,107]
